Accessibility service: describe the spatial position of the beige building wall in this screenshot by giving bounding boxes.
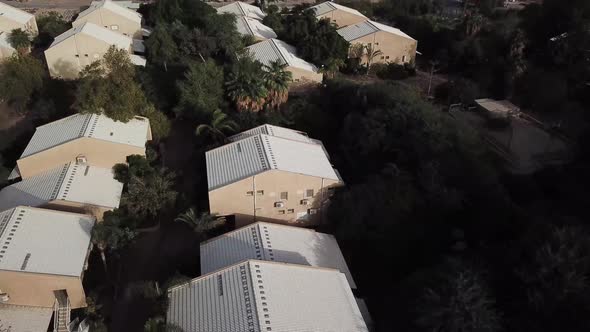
[0,15,38,35]
[73,9,142,39]
[0,270,87,308]
[317,10,367,28]
[209,170,341,227]
[350,31,417,65]
[17,137,145,179]
[44,32,132,79]
[288,66,323,83]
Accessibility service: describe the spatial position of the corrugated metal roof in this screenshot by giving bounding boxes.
[49,22,132,49]
[91,0,140,10]
[201,222,357,288]
[0,206,94,277]
[76,0,142,24]
[19,114,150,159]
[167,260,368,332]
[0,1,34,24]
[337,20,415,42]
[236,16,277,40]
[0,304,53,332]
[217,1,265,20]
[229,124,312,144]
[206,133,339,190]
[0,162,123,211]
[246,39,318,73]
[310,1,367,19]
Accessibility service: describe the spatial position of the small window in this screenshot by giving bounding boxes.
[287,209,295,214]
[246,191,254,196]
[84,54,89,57]
[308,208,318,215]
[375,42,379,45]
[380,56,385,59]
[280,192,288,200]
[256,190,264,196]
[386,56,390,59]
[305,189,314,198]
[278,210,285,215]
[75,54,79,57]
[402,55,406,62]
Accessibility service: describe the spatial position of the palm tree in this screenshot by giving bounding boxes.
[8,28,31,54]
[319,58,345,80]
[263,60,292,110]
[91,220,137,274]
[226,56,268,112]
[175,208,225,238]
[195,109,239,143]
[122,170,177,219]
[364,44,383,75]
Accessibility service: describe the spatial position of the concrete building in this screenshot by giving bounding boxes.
[0,31,16,60]
[9,113,151,180]
[0,2,38,35]
[337,20,417,65]
[73,0,143,39]
[0,206,95,331]
[310,1,368,27]
[0,162,123,219]
[200,221,356,288]
[206,124,342,227]
[236,16,276,41]
[44,22,146,79]
[167,260,368,332]
[246,39,323,83]
[217,1,266,21]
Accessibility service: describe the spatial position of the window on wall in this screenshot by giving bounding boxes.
[305,189,314,198]
[287,209,295,214]
[386,56,390,59]
[246,191,254,196]
[380,56,385,60]
[256,190,264,196]
[402,55,406,62]
[278,210,285,215]
[280,192,288,200]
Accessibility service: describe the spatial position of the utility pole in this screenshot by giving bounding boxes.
[427,59,439,98]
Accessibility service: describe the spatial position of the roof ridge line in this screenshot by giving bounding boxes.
[269,39,290,66]
[242,16,256,36]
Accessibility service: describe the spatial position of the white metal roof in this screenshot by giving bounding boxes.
[217,1,265,20]
[0,1,34,24]
[201,222,357,288]
[91,0,141,10]
[206,133,340,190]
[310,1,367,19]
[129,54,146,66]
[167,260,368,332]
[337,20,415,42]
[0,162,123,211]
[76,0,142,24]
[246,39,319,73]
[0,304,53,332]
[19,113,150,159]
[49,22,132,49]
[0,206,94,277]
[229,124,313,144]
[236,16,276,40]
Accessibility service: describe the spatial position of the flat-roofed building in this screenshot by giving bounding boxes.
[206,124,342,227]
[44,22,146,79]
[167,260,368,332]
[338,20,417,65]
[73,0,143,39]
[310,1,368,27]
[217,1,266,20]
[246,39,323,83]
[0,2,38,35]
[200,221,356,288]
[0,162,123,218]
[9,113,151,180]
[236,16,276,41]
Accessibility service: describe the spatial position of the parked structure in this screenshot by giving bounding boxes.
[0,206,95,331]
[236,16,276,41]
[167,260,368,332]
[310,1,368,27]
[200,221,356,288]
[44,22,146,79]
[246,39,323,83]
[9,113,151,180]
[337,20,417,64]
[73,0,143,38]
[0,2,38,35]
[0,162,123,218]
[206,124,342,227]
[216,1,266,20]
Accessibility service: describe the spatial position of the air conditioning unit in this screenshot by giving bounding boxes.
[0,292,10,302]
[76,155,87,165]
[274,202,285,208]
[300,199,311,206]
[308,208,318,215]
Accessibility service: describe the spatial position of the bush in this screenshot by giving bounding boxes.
[374,62,416,80]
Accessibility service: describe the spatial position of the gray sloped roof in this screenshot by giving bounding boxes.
[216,1,265,20]
[228,124,313,143]
[310,1,367,18]
[235,16,277,40]
[337,20,415,42]
[206,133,340,190]
[200,221,357,288]
[246,38,318,73]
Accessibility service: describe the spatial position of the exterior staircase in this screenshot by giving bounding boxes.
[54,290,71,332]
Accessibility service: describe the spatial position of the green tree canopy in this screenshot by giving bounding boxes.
[226,56,268,112]
[175,60,224,118]
[35,12,69,47]
[8,28,31,53]
[0,55,45,112]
